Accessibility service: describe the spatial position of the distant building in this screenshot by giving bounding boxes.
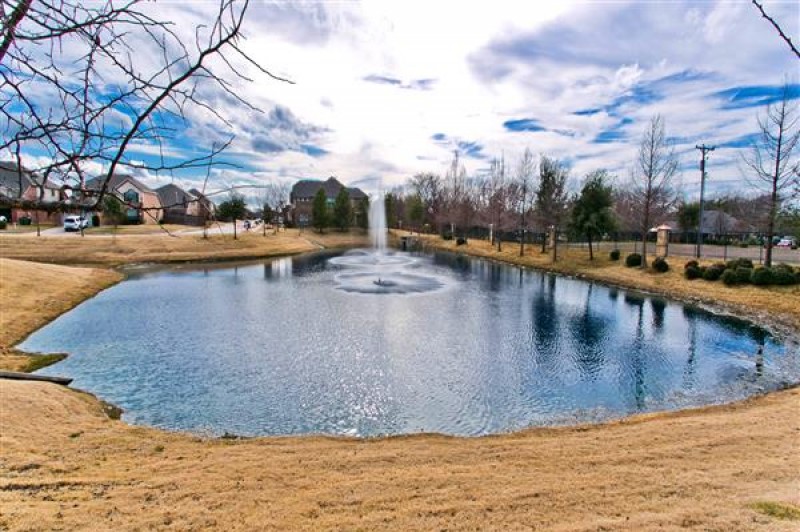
[289,176,367,227]
[188,188,216,220]
[0,161,64,224]
[85,174,163,225]
[156,184,207,226]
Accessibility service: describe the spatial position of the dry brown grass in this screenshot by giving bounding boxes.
[0,259,122,372]
[0,229,369,267]
[411,233,800,330]
[0,235,798,530]
[1,379,797,531]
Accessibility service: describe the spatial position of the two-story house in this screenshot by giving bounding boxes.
[290,176,367,227]
[0,161,63,224]
[156,183,208,225]
[85,174,163,225]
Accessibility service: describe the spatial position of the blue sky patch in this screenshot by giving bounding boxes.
[713,84,800,110]
[300,144,329,157]
[503,118,546,132]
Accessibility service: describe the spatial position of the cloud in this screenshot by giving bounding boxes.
[8,0,799,201]
[363,75,436,90]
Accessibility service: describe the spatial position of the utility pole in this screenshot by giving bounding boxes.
[695,144,715,259]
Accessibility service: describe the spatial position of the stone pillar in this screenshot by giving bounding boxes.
[656,225,670,258]
[548,228,557,263]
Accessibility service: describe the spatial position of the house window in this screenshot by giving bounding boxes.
[123,189,140,203]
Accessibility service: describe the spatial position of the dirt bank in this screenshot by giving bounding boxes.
[1,244,799,530]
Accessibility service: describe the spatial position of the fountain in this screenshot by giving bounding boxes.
[328,188,445,294]
[369,190,387,254]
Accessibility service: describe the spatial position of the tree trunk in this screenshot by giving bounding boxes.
[233,218,237,240]
[588,232,594,260]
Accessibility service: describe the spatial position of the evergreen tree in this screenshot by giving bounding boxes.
[333,187,351,231]
[312,188,328,232]
[408,194,424,233]
[535,155,570,252]
[356,197,369,230]
[569,170,616,260]
[217,192,247,240]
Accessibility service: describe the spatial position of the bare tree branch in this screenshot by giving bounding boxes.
[751,0,800,60]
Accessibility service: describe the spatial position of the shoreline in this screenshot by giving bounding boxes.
[9,238,800,422]
[1,236,799,529]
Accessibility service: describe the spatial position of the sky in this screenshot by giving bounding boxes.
[9,0,800,201]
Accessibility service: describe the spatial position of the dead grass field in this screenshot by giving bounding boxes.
[0,259,122,372]
[0,229,368,267]
[0,234,798,530]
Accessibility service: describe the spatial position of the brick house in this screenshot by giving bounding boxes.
[156,184,207,225]
[0,161,64,224]
[85,174,163,225]
[290,176,367,227]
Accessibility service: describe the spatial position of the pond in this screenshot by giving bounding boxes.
[25,250,799,437]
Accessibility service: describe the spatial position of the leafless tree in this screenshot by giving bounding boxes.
[259,180,291,235]
[742,83,800,266]
[0,0,290,221]
[515,148,536,256]
[630,115,678,267]
[409,171,443,232]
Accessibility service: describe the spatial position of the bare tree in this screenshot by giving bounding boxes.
[751,0,800,60]
[409,171,443,232]
[0,0,290,220]
[742,83,800,266]
[631,115,678,267]
[515,148,536,256]
[260,181,291,235]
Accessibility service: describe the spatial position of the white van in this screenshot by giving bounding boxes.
[64,215,89,232]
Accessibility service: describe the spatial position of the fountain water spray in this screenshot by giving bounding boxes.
[327,182,445,294]
[368,190,387,254]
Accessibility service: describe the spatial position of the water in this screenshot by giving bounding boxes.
[369,191,387,253]
[24,251,799,437]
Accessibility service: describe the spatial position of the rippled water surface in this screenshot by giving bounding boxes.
[26,250,799,437]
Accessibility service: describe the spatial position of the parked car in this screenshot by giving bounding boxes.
[776,237,796,248]
[63,215,89,232]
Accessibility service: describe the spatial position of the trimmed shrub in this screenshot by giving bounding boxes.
[456,237,467,246]
[0,220,6,230]
[721,269,738,285]
[735,266,753,284]
[684,260,699,271]
[703,263,726,281]
[442,232,453,241]
[609,249,621,261]
[652,257,669,273]
[773,268,798,286]
[625,253,642,267]
[726,258,754,270]
[685,265,702,280]
[751,267,774,286]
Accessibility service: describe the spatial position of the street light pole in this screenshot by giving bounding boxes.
[695,144,715,259]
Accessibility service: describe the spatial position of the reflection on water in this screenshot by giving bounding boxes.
[25,250,800,437]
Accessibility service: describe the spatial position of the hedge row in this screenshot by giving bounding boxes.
[684,258,799,286]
